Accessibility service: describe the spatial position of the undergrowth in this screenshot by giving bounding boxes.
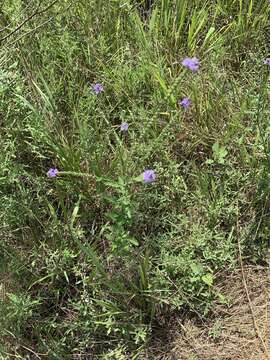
[0,0,269,358]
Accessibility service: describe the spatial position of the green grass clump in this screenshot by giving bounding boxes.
[0,0,269,358]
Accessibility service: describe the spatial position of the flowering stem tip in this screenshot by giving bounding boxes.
[120,122,129,132]
[182,57,200,71]
[142,170,156,183]
[179,97,191,109]
[92,83,104,94]
[47,168,59,178]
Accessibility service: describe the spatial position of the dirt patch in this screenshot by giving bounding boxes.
[148,265,270,360]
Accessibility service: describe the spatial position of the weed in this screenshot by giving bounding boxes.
[0,0,269,357]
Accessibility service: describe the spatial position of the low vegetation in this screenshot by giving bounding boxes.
[0,0,269,358]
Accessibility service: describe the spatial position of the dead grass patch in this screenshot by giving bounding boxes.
[146,265,270,360]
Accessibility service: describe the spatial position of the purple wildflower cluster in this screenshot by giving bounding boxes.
[179,97,191,109]
[48,56,269,182]
[47,168,59,178]
[92,83,104,94]
[142,170,156,183]
[120,122,129,132]
[182,57,200,72]
[178,57,201,110]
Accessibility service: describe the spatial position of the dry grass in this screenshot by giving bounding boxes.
[146,265,270,360]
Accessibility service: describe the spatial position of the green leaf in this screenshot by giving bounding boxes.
[190,263,203,275]
[202,273,213,286]
[129,237,139,246]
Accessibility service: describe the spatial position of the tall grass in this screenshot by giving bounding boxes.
[0,0,269,358]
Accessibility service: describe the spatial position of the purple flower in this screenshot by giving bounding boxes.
[142,170,156,183]
[92,83,104,94]
[120,122,129,132]
[47,168,59,178]
[182,57,200,71]
[179,97,191,109]
[264,58,270,65]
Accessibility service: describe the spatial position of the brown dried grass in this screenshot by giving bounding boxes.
[146,265,270,360]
